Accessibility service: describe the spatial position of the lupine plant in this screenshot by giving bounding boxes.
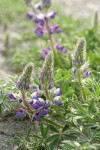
[7,40,100,149]
[26,0,67,68]
[9,52,63,122]
[71,38,92,100]
[0,0,100,150]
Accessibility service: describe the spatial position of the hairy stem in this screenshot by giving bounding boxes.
[77,70,87,100]
[21,90,34,114]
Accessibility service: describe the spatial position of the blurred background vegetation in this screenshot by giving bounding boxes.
[0,0,100,75]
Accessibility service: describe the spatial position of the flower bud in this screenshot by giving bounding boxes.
[39,52,54,89]
[42,0,52,9]
[35,3,43,10]
[72,67,77,74]
[16,62,33,91]
[41,47,51,58]
[72,38,86,68]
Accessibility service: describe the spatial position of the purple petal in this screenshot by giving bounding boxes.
[8,93,17,100]
[40,109,48,116]
[61,46,67,53]
[54,100,62,106]
[26,12,34,19]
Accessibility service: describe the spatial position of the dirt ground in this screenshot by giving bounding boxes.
[0,114,35,150]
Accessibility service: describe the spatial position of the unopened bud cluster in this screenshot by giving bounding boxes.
[72,38,91,77]
[16,63,33,91]
[39,52,54,89]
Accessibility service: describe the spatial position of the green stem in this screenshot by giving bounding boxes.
[77,69,87,100]
[21,90,34,114]
[45,19,63,68]
[45,89,50,100]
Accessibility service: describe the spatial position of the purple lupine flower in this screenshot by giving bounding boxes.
[31,92,40,99]
[54,96,62,106]
[35,26,44,37]
[16,82,22,90]
[35,3,43,10]
[72,67,77,74]
[34,14,45,26]
[16,108,25,118]
[56,43,67,53]
[31,99,39,109]
[34,112,41,121]
[47,11,56,19]
[44,100,50,109]
[56,42,62,50]
[19,98,23,103]
[36,98,44,107]
[61,46,67,53]
[49,26,54,34]
[8,93,17,100]
[53,24,62,33]
[40,109,48,116]
[85,71,92,77]
[41,47,51,58]
[26,12,34,19]
[54,88,62,96]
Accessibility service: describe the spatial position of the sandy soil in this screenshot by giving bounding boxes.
[0,114,35,150]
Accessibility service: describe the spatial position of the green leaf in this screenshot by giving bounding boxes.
[49,124,59,133]
[62,124,70,132]
[40,123,45,137]
[73,101,87,115]
[55,75,70,84]
[44,125,49,138]
[88,99,95,113]
[32,134,42,139]
[54,69,63,80]
[46,134,59,143]
[49,139,59,150]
